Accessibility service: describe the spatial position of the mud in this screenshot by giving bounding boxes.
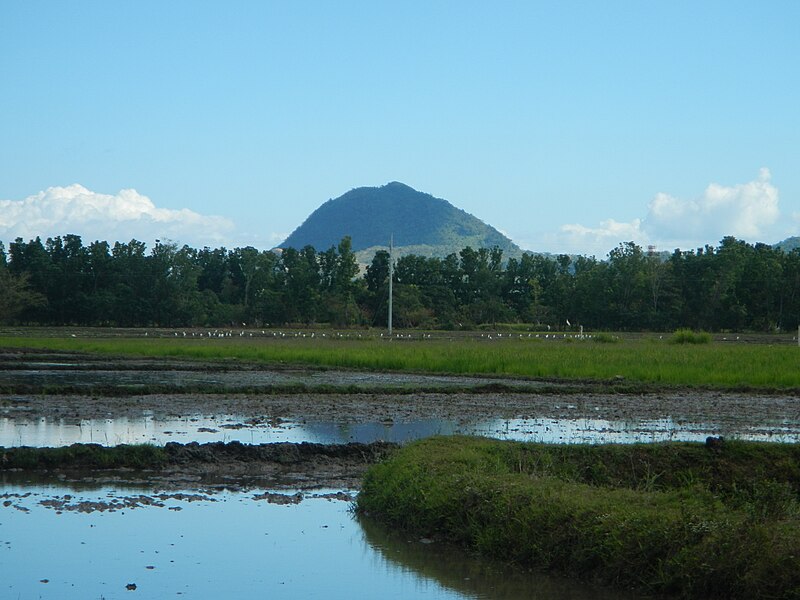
[4,388,799,437]
[3,348,800,490]
[1,441,395,491]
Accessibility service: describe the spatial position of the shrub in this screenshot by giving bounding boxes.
[669,328,711,344]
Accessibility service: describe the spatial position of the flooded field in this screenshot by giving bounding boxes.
[4,352,800,447]
[1,483,638,600]
[3,410,800,448]
[2,348,799,599]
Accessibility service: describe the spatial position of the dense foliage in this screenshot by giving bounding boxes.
[2,234,800,332]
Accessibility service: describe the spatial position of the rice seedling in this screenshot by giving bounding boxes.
[2,333,799,388]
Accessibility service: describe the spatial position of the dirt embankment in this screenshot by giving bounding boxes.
[158,440,396,489]
[1,441,396,491]
[2,440,397,492]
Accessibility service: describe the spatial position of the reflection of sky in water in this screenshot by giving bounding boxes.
[1,485,465,600]
[3,414,799,447]
[469,416,800,444]
[0,484,618,600]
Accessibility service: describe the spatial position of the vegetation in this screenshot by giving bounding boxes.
[669,328,712,344]
[357,436,800,599]
[3,233,800,333]
[280,181,523,259]
[3,334,800,388]
[1,443,168,470]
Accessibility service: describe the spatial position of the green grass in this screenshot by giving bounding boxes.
[1,443,168,470]
[670,328,713,344]
[2,333,800,388]
[357,436,800,599]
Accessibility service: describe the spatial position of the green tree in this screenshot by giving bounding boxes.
[606,242,649,329]
[0,245,46,323]
[7,237,53,322]
[110,240,151,326]
[281,246,321,323]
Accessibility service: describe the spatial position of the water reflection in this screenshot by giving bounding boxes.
[3,413,798,448]
[1,483,644,600]
[472,416,800,444]
[358,515,640,600]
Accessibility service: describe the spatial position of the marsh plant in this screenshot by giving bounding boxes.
[358,437,800,599]
[669,328,712,344]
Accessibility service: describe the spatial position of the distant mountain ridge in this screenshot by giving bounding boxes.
[279,182,523,261]
[775,237,800,253]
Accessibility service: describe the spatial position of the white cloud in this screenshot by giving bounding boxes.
[554,170,787,256]
[0,184,236,249]
[559,218,646,254]
[644,168,779,242]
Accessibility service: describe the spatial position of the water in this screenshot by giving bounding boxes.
[0,355,775,599]
[0,483,637,600]
[3,413,797,448]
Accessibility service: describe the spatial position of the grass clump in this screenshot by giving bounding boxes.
[1,444,168,470]
[591,332,620,344]
[357,436,800,599]
[670,328,712,344]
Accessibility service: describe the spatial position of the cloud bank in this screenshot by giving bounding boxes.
[0,184,236,249]
[557,169,787,256]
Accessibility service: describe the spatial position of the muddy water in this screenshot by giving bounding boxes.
[0,483,639,600]
[5,352,800,447]
[3,412,798,448]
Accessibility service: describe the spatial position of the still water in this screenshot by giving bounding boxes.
[2,412,797,448]
[0,483,638,600]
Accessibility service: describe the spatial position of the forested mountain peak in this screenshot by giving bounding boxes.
[279,183,523,261]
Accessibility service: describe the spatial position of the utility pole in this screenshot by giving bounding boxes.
[388,235,393,337]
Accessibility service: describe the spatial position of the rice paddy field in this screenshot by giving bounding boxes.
[1,328,799,389]
[4,327,800,599]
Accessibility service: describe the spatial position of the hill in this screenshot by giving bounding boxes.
[279,182,524,261]
[775,236,800,253]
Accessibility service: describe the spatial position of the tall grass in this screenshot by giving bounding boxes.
[357,436,800,598]
[670,328,712,344]
[2,334,800,388]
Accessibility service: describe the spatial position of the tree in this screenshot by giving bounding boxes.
[7,237,52,322]
[0,258,46,324]
[110,240,151,326]
[281,246,321,323]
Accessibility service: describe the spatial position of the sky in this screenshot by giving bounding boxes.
[1,1,798,258]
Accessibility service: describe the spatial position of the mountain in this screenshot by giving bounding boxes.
[775,237,800,253]
[279,182,524,261]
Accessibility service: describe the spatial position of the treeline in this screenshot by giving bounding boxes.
[1,234,799,332]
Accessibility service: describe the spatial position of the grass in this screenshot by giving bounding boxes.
[670,328,712,344]
[357,436,800,599]
[1,443,168,470]
[2,332,800,388]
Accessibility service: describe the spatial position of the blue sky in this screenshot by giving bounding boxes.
[1,1,798,256]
